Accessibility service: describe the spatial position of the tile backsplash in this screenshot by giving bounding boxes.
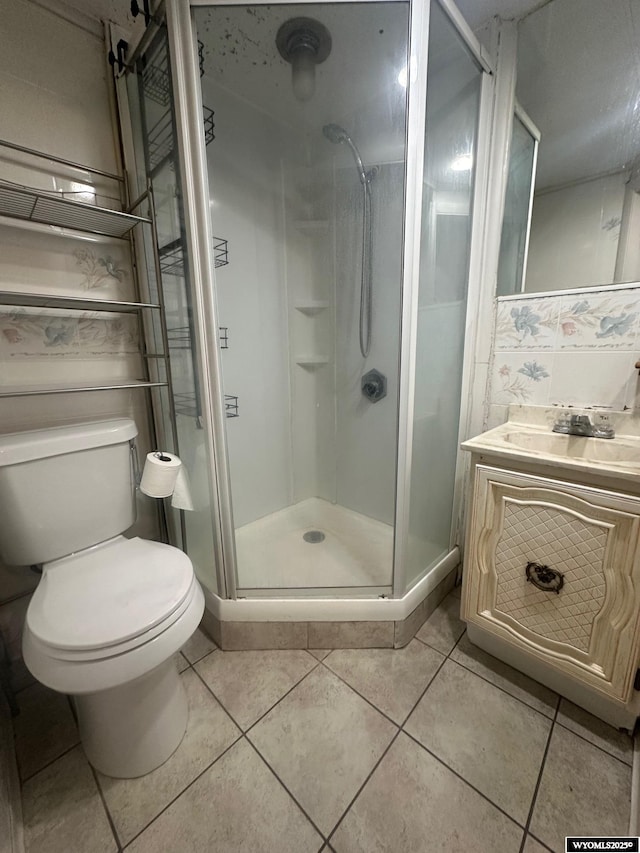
[489,284,640,424]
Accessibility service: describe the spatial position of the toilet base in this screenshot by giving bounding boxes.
[75,657,188,778]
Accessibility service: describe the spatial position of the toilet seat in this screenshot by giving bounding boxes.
[27,536,193,657]
[23,536,205,695]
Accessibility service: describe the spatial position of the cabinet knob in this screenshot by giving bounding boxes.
[526,561,564,594]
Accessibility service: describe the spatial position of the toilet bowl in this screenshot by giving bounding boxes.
[23,536,204,777]
[0,419,205,778]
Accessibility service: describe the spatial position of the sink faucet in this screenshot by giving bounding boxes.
[552,412,615,439]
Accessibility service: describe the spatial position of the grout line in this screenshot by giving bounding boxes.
[552,718,634,768]
[318,660,406,728]
[402,728,527,832]
[119,732,244,850]
[443,634,633,768]
[325,727,404,845]
[325,645,453,844]
[189,665,248,733]
[517,695,561,853]
[19,740,81,786]
[243,661,323,735]
[243,735,328,843]
[181,644,218,667]
[413,630,466,658]
[102,667,245,849]
[527,832,556,853]
[191,657,323,736]
[447,655,558,720]
[89,761,123,852]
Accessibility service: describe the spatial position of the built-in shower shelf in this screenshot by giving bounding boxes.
[294,301,330,315]
[294,219,330,233]
[295,356,330,368]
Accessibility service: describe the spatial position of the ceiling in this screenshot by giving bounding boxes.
[50,0,544,37]
[46,0,640,189]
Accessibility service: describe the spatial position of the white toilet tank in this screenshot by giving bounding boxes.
[0,419,138,566]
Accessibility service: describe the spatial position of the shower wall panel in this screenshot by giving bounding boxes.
[202,79,294,528]
[283,163,337,506]
[335,161,404,526]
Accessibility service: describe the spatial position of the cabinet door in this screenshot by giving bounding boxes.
[462,464,640,703]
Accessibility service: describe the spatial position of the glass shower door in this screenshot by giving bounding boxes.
[121,29,221,595]
[404,0,484,590]
[193,3,410,594]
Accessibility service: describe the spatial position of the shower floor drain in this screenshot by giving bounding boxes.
[303,530,325,544]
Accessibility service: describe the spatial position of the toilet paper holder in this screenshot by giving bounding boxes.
[130,440,142,488]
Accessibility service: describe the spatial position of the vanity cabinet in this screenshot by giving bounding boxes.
[462,463,640,724]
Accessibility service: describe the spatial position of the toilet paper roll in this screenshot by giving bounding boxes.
[140,451,182,498]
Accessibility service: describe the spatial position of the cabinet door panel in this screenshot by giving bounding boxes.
[462,464,640,703]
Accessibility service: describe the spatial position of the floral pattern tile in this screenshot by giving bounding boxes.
[495,298,559,351]
[0,226,134,302]
[491,353,552,406]
[74,248,129,291]
[558,291,640,350]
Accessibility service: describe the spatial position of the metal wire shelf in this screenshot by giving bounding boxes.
[0,181,149,238]
[142,41,205,107]
[173,391,238,418]
[148,105,215,172]
[158,236,228,276]
[0,291,160,313]
[0,379,167,398]
[166,325,229,350]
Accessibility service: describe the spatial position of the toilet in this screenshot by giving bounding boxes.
[0,418,204,778]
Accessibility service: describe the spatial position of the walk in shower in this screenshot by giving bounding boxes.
[119,0,490,618]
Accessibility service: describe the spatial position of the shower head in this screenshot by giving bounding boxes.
[322,123,350,145]
[322,123,370,186]
[276,18,332,102]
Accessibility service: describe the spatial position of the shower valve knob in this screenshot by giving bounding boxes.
[362,370,387,403]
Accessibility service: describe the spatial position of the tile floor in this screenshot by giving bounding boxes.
[14,590,634,853]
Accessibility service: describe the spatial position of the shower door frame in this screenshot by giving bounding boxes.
[164,0,495,603]
[392,0,495,598]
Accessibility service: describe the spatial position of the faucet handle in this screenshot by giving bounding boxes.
[593,412,615,438]
[570,414,591,426]
[552,410,571,434]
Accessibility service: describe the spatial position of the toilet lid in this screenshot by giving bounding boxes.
[27,537,195,651]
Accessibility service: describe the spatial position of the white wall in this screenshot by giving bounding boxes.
[0,0,159,669]
[525,173,627,292]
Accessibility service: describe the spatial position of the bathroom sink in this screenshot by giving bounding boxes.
[460,406,640,482]
[502,431,640,466]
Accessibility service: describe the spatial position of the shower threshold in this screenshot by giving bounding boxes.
[234,497,393,590]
